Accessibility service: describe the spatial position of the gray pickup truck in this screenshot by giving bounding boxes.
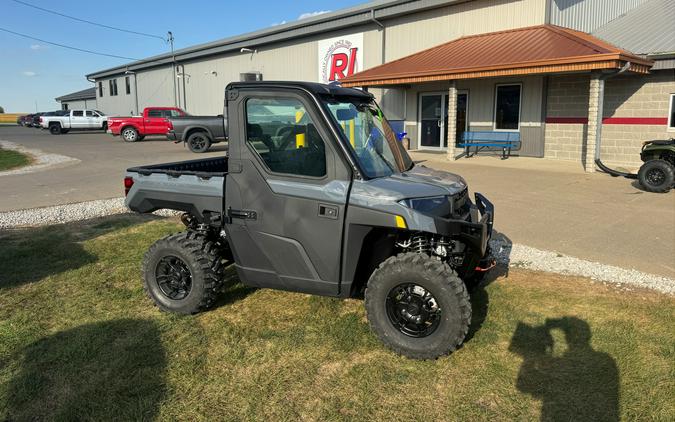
[125,81,494,359]
[167,115,227,153]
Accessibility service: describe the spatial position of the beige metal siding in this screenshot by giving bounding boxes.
[61,98,97,110]
[384,0,546,62]
[97,76,143,116]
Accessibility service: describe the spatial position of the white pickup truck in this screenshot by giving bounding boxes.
[41,109,108,135]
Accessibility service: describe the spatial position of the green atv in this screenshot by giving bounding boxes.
[638,139,675,193]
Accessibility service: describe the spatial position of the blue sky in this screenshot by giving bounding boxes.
[0,0,365,112]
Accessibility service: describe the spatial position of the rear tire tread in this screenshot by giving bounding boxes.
[142,231,225,314]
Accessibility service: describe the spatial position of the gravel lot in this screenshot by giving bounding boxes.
[1,196,673,296]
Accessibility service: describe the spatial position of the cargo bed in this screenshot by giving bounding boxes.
[125,156,227,221]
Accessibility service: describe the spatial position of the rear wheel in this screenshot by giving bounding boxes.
[122,127,139,142]
[187,131,212,153]
[638,159,674,193]
[49,123,61,135]
[142,231,225,314]
[365,253,471,360]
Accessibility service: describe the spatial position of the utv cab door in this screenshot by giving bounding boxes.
[225,88,351,296]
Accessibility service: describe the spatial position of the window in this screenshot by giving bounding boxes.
[72,110,84,117]
[98,81,103,97]
[147,109,163,118]
[62,104,68,111]
[85,110,94,117]
[668,94,675,131]
[325,97,412,178]
[109,79,118,96]
[245,97,326,177]
[125,76,131,95]
[94,110,105,116]
[494,84,521,130]
[163,109,184,118]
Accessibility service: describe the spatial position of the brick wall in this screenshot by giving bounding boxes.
[545,70,675,169]
[544,74,590,162]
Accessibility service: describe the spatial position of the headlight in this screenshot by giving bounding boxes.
[398,195,452,216]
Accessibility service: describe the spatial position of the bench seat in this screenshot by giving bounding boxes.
[458,131,521,159]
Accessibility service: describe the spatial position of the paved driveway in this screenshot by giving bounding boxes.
[0,126,226,211]
[410,151,675,280]
[1,126,673,279]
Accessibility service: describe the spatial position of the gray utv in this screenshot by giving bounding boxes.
[125,81,494,359]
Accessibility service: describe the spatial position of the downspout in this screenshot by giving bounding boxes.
[370,9,385,65]
[594,61,635,177]
[133,73,139,115]
[180,64,187,111]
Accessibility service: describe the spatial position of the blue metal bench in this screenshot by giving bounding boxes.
[458,131,521,159]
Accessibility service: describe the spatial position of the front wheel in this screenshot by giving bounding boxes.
[122,127,139,142]
[187,132,212,153]
[365,253,471,360]
[142,232,225,314]
[638,159,674,193]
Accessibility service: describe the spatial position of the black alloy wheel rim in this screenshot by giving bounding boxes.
[385,283,442,337]
[155,255,192,300]
[646,168,665,186]
[191,135,206,151]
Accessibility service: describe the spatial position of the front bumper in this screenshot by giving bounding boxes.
[432,192,494,257]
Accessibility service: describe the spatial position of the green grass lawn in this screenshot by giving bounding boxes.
[0,215,673,421]
[0,148,31,171]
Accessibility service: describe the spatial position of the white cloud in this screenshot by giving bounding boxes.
[298,10,330,20]
[30,44,47,50]
[271,10,330,26]
[22,71,37,77]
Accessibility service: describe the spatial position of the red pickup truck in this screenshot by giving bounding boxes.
[107,107,186,142]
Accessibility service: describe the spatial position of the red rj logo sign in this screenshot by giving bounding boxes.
[318,34,363,84]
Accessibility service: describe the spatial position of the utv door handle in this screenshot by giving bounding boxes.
[228,208,257,220]
[318,204,338,219]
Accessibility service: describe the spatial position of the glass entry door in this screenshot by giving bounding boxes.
[419,93,448,150]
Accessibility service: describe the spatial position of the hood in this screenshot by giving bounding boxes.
[391,164,467,196]
[350,164,467,206]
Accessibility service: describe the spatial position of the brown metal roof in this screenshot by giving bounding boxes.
[341,25,653,87]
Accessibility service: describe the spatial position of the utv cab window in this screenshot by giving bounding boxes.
[324,97,413,178]
[245,97,326,177]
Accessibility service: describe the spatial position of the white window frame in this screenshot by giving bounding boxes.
[493,83,522,132]
[668,93,675,132]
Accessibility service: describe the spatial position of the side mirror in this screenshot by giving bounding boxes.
[336,108,357,121]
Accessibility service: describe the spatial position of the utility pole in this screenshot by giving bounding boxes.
[34,100,38,112]
[168,31,177,107]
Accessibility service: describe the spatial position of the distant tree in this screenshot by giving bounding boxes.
[0,106,5,113]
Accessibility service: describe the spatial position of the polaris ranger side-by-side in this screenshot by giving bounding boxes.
[125,82,494,359]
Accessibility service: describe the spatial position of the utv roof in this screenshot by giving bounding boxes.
[226,81,373,99]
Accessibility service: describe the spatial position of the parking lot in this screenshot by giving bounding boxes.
[1,125,674,279]
[0,126,226,210]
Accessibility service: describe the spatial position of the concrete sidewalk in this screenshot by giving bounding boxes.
[410,151,675,279]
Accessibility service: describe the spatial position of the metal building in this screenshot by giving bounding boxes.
[85,0,675,170]
[55,87,97,111]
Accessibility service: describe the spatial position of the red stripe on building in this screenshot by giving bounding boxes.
[545,117,669,125]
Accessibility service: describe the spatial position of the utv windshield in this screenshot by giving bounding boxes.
[323,97,413,178]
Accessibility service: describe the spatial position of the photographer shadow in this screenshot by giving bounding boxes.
[510,317,619,421]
